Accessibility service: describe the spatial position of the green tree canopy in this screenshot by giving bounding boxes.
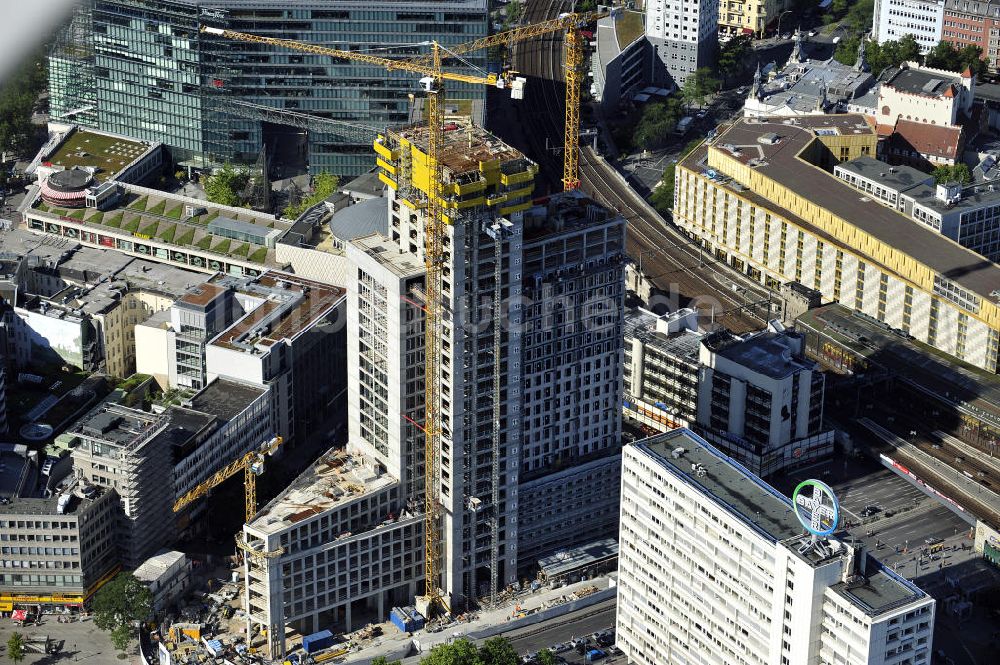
[477,637,519,665]
[924,41,989,76]
[681,68,719,108]
[110,625,133,654]
[371,658,403,665]
[7,633,25,664]
[932,163,972,184]
[845,0,875,32]
[421,638,483,665]
[535,651,558,665]
[282,172,340,219]
[716,35,753,84]
[204,163,252,208]
[835,36,922,75]
[632,97,684,151]
[91,572,153,633]
[0,47,47,155]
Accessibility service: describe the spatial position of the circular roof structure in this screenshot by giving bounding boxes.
[20,422,54,441]
[47,168,93,193]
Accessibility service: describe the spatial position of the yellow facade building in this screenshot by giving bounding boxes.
[719,0,793,37]
[673,114,1000,372]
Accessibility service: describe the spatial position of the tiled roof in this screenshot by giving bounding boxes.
[889,119,963,160]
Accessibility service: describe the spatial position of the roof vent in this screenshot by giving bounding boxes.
[671,447,686,459]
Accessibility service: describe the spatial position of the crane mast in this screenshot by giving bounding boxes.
[200,8,609,616]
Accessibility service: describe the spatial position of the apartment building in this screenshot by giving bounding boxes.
[624,308,830,475]
[836,155,1000,261]
[617,429,936,665]
[592,11,650,111]
[874,0,946,53]
[623,307,701,431]
[0,445,119,611]
[698,324,831,476]
[52,0,488,176]
[136,271,346,446]
[673,114,1000,373]
[1,228,207,377]
[718,0,791,38]
[646,0,717,88]
[64,377,271,566]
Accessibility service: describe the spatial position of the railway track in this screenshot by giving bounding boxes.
[506,0,766,332]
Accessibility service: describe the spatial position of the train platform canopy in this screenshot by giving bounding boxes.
[796,303,1000,431]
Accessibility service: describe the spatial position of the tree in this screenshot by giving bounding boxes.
[844,0,875,33]
[282,172,340,219]
[632,98,683,150]
[924,41,989,76]
[371,658,402,665]
[834,35,861,67]
[477,637,519,665]
[535,651,558,665]
[420,638,483,665]
[91,572,153,634]
[204,162,252,207]
[7,633,25,664]
[110,625,133,654]
[837,35,921,76]
[681,68,719,108]
[716,35,753,85]
[932,163,972,184]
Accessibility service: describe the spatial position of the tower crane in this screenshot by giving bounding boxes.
[403,10,611,191]
[201,8,610,613]
[202,24,520,614]
[172,435,285,558]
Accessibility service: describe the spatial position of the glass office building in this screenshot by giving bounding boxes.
[51,0,488,176]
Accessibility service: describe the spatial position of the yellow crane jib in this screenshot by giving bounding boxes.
[171,436,284,523]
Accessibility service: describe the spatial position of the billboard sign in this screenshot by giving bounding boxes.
[792,479,840,537]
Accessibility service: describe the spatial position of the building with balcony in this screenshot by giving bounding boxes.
[673,113,1000,373]
[617,429,936,665]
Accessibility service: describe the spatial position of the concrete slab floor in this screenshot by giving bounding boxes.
[0,614,137,665]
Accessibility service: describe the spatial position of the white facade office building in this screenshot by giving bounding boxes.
[617,429,936,665]
[873,0,945,53]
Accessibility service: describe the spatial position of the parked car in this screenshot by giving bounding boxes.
[549,643,572,654]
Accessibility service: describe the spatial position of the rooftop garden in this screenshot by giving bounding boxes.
[31,189,281,264]
[45,130,148,182]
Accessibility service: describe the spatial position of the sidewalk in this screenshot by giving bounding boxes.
[342,576,617,664]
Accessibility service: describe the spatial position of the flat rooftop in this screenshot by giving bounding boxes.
[44,130,150,182]
[29,183,287,265]
[538,537,618,579]
[709,331,813,380]
[639,430,803,543]
[390,120,529,176]
[624,308,704,361]
[835,156,932,194]
[188,378,267,422]
[249,449,397,536]
[209,272,345,352]
[351,234,426,279]
[831,558,928,617]
[796,303,1000,427]
[686,115,1000,301]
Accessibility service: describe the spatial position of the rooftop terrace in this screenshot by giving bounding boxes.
[44,130,150,182]
[831,561,928,617]
[209,272,345,352]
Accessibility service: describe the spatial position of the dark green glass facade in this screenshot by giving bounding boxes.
[51,0,488,176]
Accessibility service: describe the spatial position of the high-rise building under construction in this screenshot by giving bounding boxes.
[50,0,488,175]
[242,122,626,652]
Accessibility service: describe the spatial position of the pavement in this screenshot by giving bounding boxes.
[0,614,136,665]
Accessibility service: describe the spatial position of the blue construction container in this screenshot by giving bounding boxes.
[389,606,425,633]
[301,630,335,654]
